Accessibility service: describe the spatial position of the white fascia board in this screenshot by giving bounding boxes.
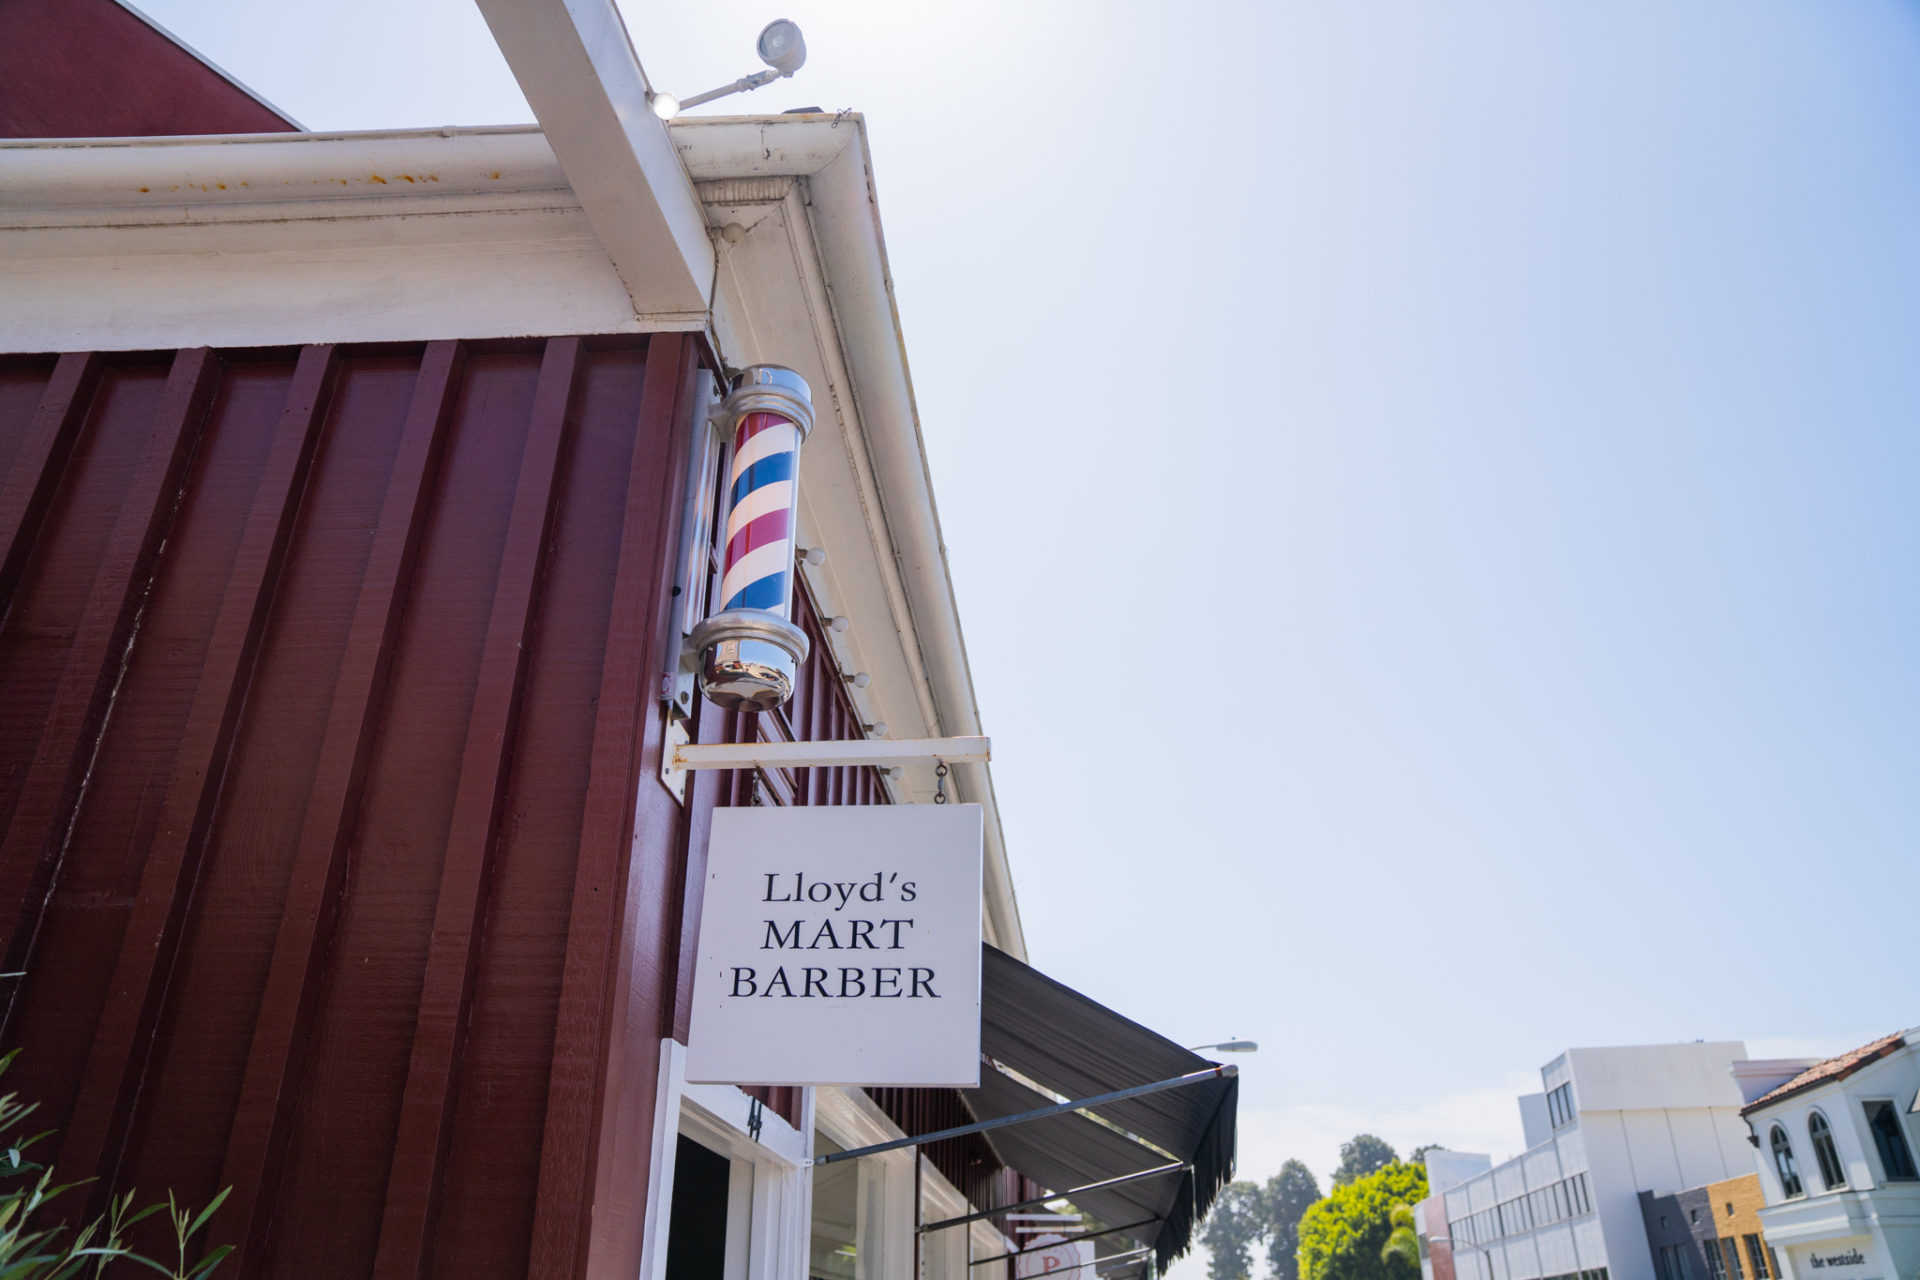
[0,129,669,350]
[798,125,1027,962]
[474,0,712,315]
[678,114,1026,961]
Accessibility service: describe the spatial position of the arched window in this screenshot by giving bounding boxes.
[1809,1112,1847,1189]
[1772,1125,1805,1197]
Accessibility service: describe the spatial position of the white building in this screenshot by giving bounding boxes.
[1433,1044,1765,1280]
[1737,1030,1920,1280]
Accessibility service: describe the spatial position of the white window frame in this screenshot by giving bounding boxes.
[812,1086,917,1280]
[917,1152,970,1280]
[639,1038,814,1280]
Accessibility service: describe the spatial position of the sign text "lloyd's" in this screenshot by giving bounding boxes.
[733,870,941,997]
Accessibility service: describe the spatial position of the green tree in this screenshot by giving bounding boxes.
[1381,1202,1420,1277]
[1333,1134,1398,1187]
[1298,1160,1429,1280]
[1265,1159,1322,1280]
[1199,1181,1269,1280]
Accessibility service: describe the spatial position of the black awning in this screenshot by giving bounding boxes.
[961,945,1237,1272]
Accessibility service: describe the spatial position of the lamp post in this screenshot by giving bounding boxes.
[1188,1040,1258,1054]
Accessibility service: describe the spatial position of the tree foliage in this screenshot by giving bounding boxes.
[1266,1159,1322,1280]
[1199,1182,1268,1280]
[0,1050,232,1280]
[1332,1135,1398,1188]
[1381,1203,1420,1273]
[1298,1160,1429,1280]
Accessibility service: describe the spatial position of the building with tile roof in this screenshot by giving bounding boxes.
[1735,1029,1920,1280]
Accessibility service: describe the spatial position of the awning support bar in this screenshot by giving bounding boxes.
[920,1163,1186,1234]
[809,1063,1235,1167]
[966,1216,1163,1264]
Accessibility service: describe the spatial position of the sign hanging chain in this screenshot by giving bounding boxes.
[934,761,948,804]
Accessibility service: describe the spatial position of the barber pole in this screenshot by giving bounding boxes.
[690,365,816,711]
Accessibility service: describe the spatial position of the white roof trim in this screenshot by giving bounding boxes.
[478,0,712,316]
[0,117,1026,959]
[685,114,1024,958]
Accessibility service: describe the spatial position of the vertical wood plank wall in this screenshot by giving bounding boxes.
[0,337,896,1280]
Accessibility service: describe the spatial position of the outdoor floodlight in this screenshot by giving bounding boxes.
[756,19,806,75]
[649,19,809,120]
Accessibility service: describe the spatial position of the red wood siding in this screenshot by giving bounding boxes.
[0,0,298,138]
[0,338,714,1280]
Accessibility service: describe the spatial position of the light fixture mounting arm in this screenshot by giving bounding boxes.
[675,68,787,113]
[653,18,808,119]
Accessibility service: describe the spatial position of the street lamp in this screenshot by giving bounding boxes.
[1188,1040,1258,1054]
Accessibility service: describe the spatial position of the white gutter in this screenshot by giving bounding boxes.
[0,126,567,218]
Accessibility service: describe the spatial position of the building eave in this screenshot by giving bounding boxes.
[1740,1034,1911,1118]
[679,113,1026,959]
[0,117,1025,960]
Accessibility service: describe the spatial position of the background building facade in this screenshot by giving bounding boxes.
[1640,1175,1781,1280]
[1738,1032,1920,1280]
[1428,1044,1763,1280]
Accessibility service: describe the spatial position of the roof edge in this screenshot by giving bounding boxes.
[1740,1032,1910,1116]
[110,0,307,131]
[673,114,1025,959]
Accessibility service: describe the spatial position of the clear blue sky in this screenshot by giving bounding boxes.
[140,1,1920,1272]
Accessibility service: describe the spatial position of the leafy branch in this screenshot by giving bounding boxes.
[0,1050,231,1280]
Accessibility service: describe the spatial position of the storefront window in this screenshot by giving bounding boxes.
[665,1135,733,1280]
[811,1134,859,1280]
[1809,1112,1846,1189]
[1863,1101,1918,1182]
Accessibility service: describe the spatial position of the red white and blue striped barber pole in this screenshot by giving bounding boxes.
[689,365,815,712]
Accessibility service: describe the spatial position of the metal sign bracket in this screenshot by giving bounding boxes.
[661,734,989,800]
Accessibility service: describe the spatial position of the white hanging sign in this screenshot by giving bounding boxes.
[685,803,984,1087]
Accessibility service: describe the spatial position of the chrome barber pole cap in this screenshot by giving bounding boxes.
[693,365,815,712]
